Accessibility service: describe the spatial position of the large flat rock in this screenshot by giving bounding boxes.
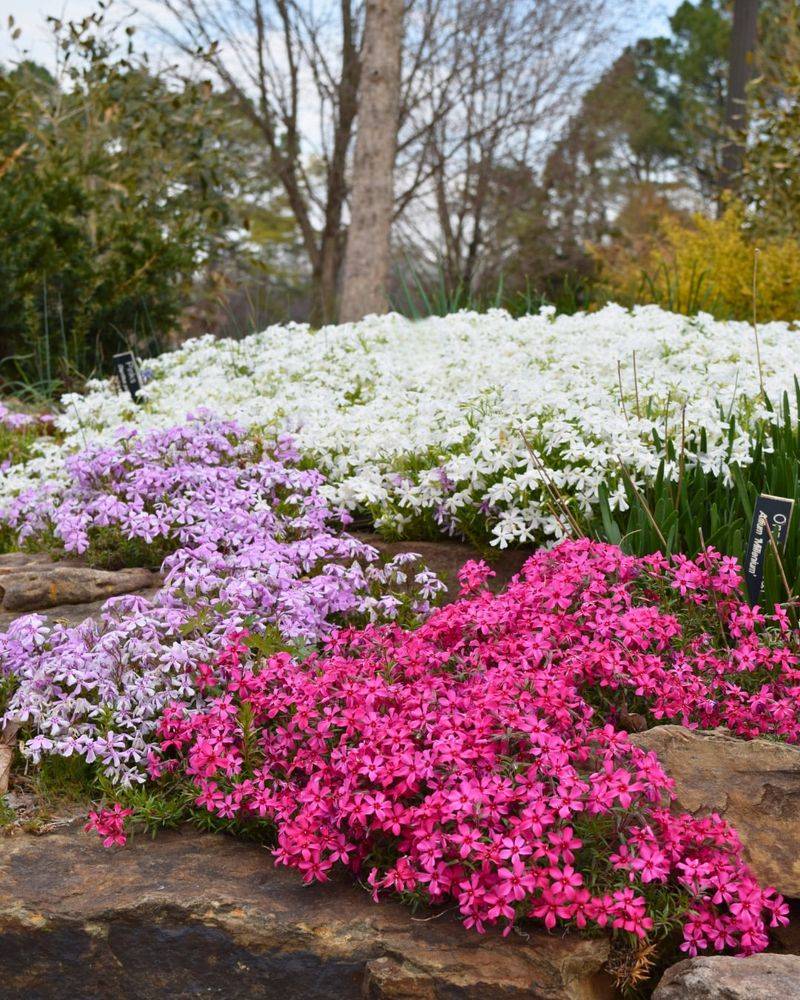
[0,822,614,1000]
[0,563,157,612]
[631,726,800,897]
[0,587,162,630]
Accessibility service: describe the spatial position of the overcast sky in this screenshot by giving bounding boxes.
[2,0,685,74]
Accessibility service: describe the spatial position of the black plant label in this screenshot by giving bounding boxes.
[744,493,794,605]
[113,352,143,402]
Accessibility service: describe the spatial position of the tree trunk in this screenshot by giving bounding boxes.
[339,0,404,323]
[311,234,342,327]
[720,0,759,197]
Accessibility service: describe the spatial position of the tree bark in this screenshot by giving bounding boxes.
[721,0,759,196]
[312,233,343,329]
[339,0,404,323]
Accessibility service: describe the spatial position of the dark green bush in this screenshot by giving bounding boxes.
[0,10,232,397]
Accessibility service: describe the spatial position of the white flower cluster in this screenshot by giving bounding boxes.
[3,304,797,546]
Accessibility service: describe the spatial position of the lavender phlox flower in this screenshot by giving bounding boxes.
[0,416,445,784]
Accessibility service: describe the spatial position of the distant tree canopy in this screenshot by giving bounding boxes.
[467,0,800,314]
[743,0,800,238]
[2,0,800,387]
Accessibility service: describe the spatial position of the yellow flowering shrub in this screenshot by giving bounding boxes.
[593,203,800,321]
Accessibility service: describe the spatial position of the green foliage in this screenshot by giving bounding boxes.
[0,6,233,392]
[594,200,800,322]
[0,795,15,828]
[31,753,97,805]
[0,673,16,722]
[585,386,800,611]
[82,525,176,572]
[637,258,719,317]
[0,417,56,467]
[522,0,800,309]
[0,516,176,569]
[394,264,557,320]
[643,0,730,195]
[743,3,800,239]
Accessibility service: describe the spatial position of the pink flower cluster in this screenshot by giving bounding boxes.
[112,540,791,955]
[84,803,133,847]
[0,403,54,432]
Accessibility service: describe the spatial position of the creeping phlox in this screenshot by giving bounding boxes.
[1,305,796,546]
[109,540,789,954]
[85,803,133,848]
[0,403,56,472]
[0,417,444,784]
[0,404,54,432]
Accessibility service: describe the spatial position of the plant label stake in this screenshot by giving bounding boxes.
[113,352,143,403]
[744,493,794,605]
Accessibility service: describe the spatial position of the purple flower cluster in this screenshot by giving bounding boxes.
[0,414,444,784]
[0,403,54,432]
[0,403,56,472]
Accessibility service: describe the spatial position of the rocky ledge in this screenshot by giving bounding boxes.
[632,725,800,897]
[355,533,531,599]
[0,539,528,631]
[0,822,614,1000]
[0,552,160,628]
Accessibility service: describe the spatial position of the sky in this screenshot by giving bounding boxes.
[2,0,686,73]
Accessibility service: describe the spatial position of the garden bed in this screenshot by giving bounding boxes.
[2,305,796,552]
[2,309,800,996]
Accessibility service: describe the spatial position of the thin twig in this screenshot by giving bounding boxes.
[675,407,686,512]
[410,906,458,922]
[699,527,730,650]
[763,517,797,625]
[70,400,88,449]
[616,458,668,550]
[522,436,577,539]
[617,360,629,425]
[752,248,765,398]
[632,350,641,420]
[726,367,740,422]
[521,431,584,538]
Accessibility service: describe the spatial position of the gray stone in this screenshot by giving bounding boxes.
[631,726,800,896]
[0,552,55,569]
[652,954,800,999]
[0,587,161,630]
[0,747,10,797]
[0,565,158,612]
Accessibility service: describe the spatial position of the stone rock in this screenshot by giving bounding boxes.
[0,552,56,570]
[0,823,614,1000]
[0,719,20,795]
[631,726,800,896]
[0,747,10,796]
[355,533,531,601]
[0,565,158,613]
[0,587,162,630]
[652,954,800,999]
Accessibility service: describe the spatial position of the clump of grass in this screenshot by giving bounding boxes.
[31,754,97,806]
[0,413,59,468]
[586,384,800,611]
[393,265,574,319]
[0,796,15,829]
[83,526,175,572]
